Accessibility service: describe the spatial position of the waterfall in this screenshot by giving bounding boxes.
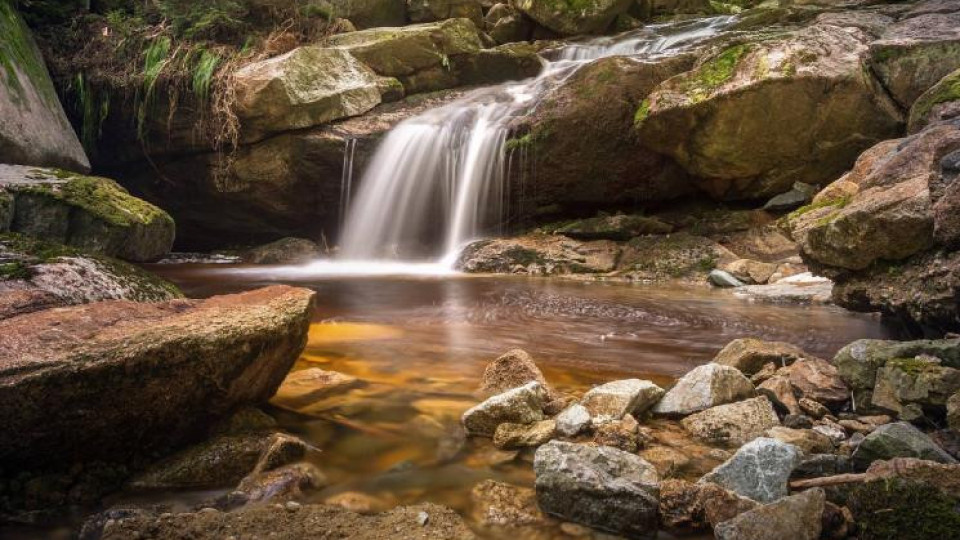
[339,138,358,227]
[337,16,735,263]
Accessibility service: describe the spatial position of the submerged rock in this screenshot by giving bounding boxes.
[653,364,756,416]
[461,382,548,436]
[681,396,781,446]
[580,378,665,421]
[714,488,825,540]
[0,285,314,467]
[0,165,174,262]
[0,2,89,172]
[534,441,660,538]
[700,437,801,503]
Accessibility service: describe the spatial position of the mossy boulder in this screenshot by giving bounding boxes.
[326,0,408,29]
[637,24,902,201]
[0,165,175,262]
[908,67,960,133]
[514,0,633,36]
[0,233,182,320]
[326,18,483,94]
[515,54,697,215]
[872,357,960,423]
[0,285,315,468]
[842,477,960,540]
[407,0,483,25]
[554,213,674,241]
[455,234,620,274]
[616,232,735,281]
[0,1,89,171]
[866,8,960,110]
[233,47,383,142]
[453,42,545,86]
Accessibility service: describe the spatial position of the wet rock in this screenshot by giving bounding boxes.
[714,488,825,540]
[616,233,736,281]
[461,382,548,436]
[700,437,801,503]
[479,348,552,398]
[324,491,390,514]
[659,479,759,533]
[720,259,778,284]
[555,404,591,437]
[533,441,659,538]
[128,432,305,490]
[792,453,853,479]
[223,463,327,508]
[734,274,834,305]
[514,0,631,35]
[470,479,546,527]
[211,407,279,436]
[580,379,664,421]
[493,419,556,449]
[593,416,641,452]
[713,338,807,376]
[0,3,89,171]
[638,23,901,201]
[681,396,781,446]
[653,364,755,416]
[639,445,690,478]
[233,47,382,142]
[765,427,834,454]
[788,357,850,406]
[456,235,620,275]
[0,285,314,467]
[242,238,322,264]
[0,165,174,262]
[852,422,957,469]
[871,356,960,423]
[758,374,801,416]
[555,214,674,241]
[101,502,476,539]
[708,269,743,288]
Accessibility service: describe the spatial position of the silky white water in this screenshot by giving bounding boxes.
[334,17,735,270]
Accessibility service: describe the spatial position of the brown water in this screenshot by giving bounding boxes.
[128,265,892,538]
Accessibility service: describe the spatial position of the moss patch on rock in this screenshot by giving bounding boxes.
[845,479,960,540]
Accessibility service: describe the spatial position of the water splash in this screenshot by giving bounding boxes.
[337,16,736,264]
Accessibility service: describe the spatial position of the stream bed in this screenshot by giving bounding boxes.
[134,264,893,538]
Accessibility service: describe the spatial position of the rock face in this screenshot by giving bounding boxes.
[0,2,89,171]
[0,165,174,261]
[514,0,632,35]
[852,422,957,469]
[714,488,825,540]
[0,233,182,320]
[0,285,315,467]
[580,379,665,420]
[681,396,781,446]
[534,441,660,538]
[234,46,383,142]
[653,364,756,416]
[461,382,548,436]
[700,437,801,503]
[637,23,901,200]
[515,54,696,215]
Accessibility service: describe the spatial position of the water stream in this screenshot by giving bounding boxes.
[337,17,736,263]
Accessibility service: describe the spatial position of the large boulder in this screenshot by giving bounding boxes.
[699,437,802,503]
[614,232,736,281]
[866,6,960,110]
[908,68,960,133]
[455,235,620,275]
[637,24,902,200]
[533,441,660,538]
[653,364,756,416]
[871,357,960,422]
[514,0,633,35]
[514,55,696,215]
[233,46,383,142]
[0,285,315,467]
[852,422,957,469]
[0,233,181,320]
[0,2,89,171]
[712,338,808,376]
[0,165,174,261]
[714,488,825,540]
[681,396,781,446]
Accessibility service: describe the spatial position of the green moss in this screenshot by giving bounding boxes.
[685,44,752,102]
[505,133,533,152]
[0,1,60,108]
[634,98,651,127]
[847,479,960,540]
[788,195,851,221]
[0,261,31,280]
[503,246,546,266]
[887,357,938,376]
[20,169,171,229]
[911,69,960,122]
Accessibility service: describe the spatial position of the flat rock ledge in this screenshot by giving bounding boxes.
[0,285,315,467]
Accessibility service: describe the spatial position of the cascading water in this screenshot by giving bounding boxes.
[337,16,735,265]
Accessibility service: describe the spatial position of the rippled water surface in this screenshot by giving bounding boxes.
[139,265,892,537]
